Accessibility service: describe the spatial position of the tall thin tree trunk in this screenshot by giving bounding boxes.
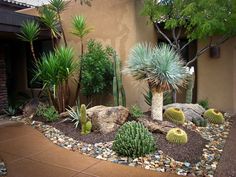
[30,42,37,62]
[151,89,163,121]
[58,13,67,47]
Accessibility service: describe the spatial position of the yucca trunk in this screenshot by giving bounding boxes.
[57,13,67,47]
[30,42,37,62]
[151,89,163,121]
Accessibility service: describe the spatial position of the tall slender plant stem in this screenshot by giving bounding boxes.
[30,42,37,62]
[57,13,67,46]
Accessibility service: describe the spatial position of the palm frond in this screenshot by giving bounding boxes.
[17,20,40,42]
[72,15,92,38]
[49,0,70,13]
[38,5,60,38]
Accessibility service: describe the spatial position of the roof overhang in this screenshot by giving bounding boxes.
[0,10,51,39]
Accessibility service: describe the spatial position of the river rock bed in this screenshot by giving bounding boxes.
[29,113,232,177]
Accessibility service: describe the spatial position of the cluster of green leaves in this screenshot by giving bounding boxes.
[81,40,114,97]
[129,105,144,119]
[142,0,236,40]
[36,105,59,122]
[33,47,78,95]
[66,104,81,128]
[3,105,17,116]
[112,121,156,158]
[198,99,209,110]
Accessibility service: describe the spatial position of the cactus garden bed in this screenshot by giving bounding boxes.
[29,112,232,176]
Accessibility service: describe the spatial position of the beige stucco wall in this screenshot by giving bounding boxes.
[18,0,156,109]
[197,38,236,114]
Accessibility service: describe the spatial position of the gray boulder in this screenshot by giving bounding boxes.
[163,103,205,121]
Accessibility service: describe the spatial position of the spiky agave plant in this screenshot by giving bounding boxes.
[48,0,70,46]
[38,5,60,47]
[125,43,187,121]
[17,20,40,62]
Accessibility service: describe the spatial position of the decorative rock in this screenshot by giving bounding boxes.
[22,98,40,118]
[87,106,129,134]
[0,161,7,176]
[163,103,205,121]
[137,116,176,134]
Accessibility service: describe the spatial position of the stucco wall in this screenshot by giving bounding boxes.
[19,0,156,109]
[197,38,236,114]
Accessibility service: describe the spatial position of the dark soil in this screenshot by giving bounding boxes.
[153,126,208,163]
[33,115,208,163]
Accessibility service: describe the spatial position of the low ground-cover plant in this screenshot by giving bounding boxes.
[36,105,59,122]
[192,117,208,127]
[203,109,224,124]
[164,108,185,125]
[3,105,17,116]
[166,128,188,145]
[129,105,143,119]
[112,121,156,158]
[198,99,209,110]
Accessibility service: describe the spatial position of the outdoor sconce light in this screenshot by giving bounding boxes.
[209,46,220,58]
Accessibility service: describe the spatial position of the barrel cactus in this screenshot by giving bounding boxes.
[164,107,185,125]
[203,109,224,124]
[166,128,188,144]
[112,121,156,158]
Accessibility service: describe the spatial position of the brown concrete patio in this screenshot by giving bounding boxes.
[0,120,179,177]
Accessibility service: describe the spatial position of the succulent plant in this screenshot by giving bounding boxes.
[80,104,92,134]
[164,107,185,125]
[166,128,188,144]
[192,117,208,127]
[203,109,224,124]
[112,121,156,158]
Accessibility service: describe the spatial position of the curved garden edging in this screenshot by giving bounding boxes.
[29,113,232,177]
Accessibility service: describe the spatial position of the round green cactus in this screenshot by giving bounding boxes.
[164,107,185,125]
[112,121,156,158]
[166,128,188,144]
[203,109,224,124]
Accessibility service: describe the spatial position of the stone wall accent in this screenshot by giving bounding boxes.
[0,48,8,112]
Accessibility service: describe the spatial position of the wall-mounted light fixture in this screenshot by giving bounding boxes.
[209,46,220,58]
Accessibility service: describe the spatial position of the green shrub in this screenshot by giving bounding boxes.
[164,107,185,125]
[166,128,188,144]
[81,40,113,98]
[192,117,208,127]
[36,105,59,122]
[198,99,209,110]
[3,105,17,116]
[112,121,156,158]
[203,109,224,124]
[129,105,143,118]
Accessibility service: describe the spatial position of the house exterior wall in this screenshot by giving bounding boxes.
[197,37,236,114]
[0,48,8,111]
[19,0,156,109]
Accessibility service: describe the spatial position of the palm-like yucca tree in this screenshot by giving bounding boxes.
[126,43,187,121]
[33,46,78,112]
[38,5,60,47]
[72,15,92,55]
[72,15,92,103]
[17,20,40,62]
[49,0,70,46]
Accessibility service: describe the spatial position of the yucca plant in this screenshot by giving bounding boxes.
[72,15,92,55]
[38,5,60,47]
[17,20,40,62]
[48,0,70,46]
[72,15,92,102]
[125,43,187,121]
[33,46,78,112]
[66,105,80,128]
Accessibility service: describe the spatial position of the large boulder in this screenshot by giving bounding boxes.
[163,103,205,121]
[138,116,176,134]
[87,105,129,134]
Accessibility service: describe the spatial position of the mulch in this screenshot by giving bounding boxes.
[33,116,208,164]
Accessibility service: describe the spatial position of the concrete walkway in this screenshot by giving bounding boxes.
[0,120,178,177]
